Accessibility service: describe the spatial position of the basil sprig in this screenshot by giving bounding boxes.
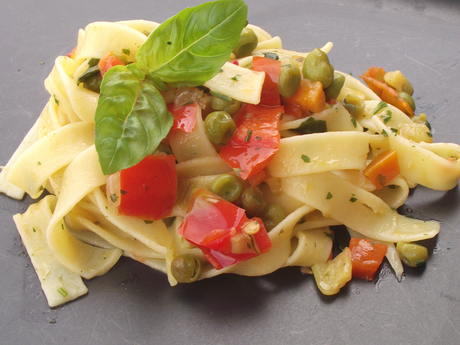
[95,0,248,175]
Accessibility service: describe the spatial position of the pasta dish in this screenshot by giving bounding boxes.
[1,0,459,307]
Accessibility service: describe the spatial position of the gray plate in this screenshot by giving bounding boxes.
[1,1,459,344]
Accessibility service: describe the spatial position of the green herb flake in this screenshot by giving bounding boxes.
[32,228,36,233]
[144,220,153,224]
[57,287,68,298]
[377,174,386,186]
[349,197,358,202]
[301,154,311,163]
[382,129,389,137]
[382,110,392,124]
[122,48,131,55]
[427,132,433,137]
[110,194,118,203]
[245,129,253,142]
[37,161,41,165]
[326,192,333,200]
[373,101,387,114]
[54,95,59,106]
[231,74,241,81]
[255,135,261,141]
[210,91,232,102]
[351,117,357,128]
[391,128,398,135]
[263,52,279,60]
[324,232,334,239]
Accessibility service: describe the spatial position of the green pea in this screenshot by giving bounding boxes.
[262,204,286,231]
[278,61,301,98]
[210,173,243,202]
[342,94,365,117]
[324,73,345,101]
[399,91,416,111]
[211,97,241,116]
[396,242,428,267]
[233,27,258,58]
[204,111,237,146]
[241,186,267,217]
[171,254,201,283]
[302,48,334,88]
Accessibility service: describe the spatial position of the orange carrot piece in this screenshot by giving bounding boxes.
[363,150,400,189]
[282,79,325,115]
[98,52,125,77]
[349,238,388,281]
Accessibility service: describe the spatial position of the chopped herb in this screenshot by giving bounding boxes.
[426,132,433,137]
[32,228,36,233]
[122,48,131,55]
[351,117,357,128]
[373,101,387,114]
[326,192,333,200]
[254,147,260,150]
[120,189,128,195]
[231,74,241,81]
[219,68,224,73]
[382,129,389,137]
[54,95,59,106]
[110,194,118,203]
[245,129,253,142]
[144,220,153,224]
[57,287,68,298]
[301,154,311,163]
[210,91,232,102]
[233,168,243,176]
[167,41,172,45]
[377,174,386,186]
[324,232,334,239]
[255,135,261,141]
[37,161,41,165]
[263,52,279,60]
[391,128,398,135]
[295,117,327,134]
[382,110,392,124]
[389,185,397,189]
[349,197,358,202]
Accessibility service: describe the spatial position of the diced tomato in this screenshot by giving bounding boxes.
[98,51,125,77]
[167,103,197,133]
[360,66,414,117]
[363,150,400,189]
[251,56,281,106]
[115,154,177,221]
[177,188,272,269]
[219,103,283,180]
[282,78,325,116]
[230,60,240,66]
[247,169,268,187]
[284,102,303,118]
[349,238,388,281]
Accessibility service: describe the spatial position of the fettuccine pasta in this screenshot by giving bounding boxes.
[1,2,460,306]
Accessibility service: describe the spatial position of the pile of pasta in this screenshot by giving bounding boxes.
[1,20,460,307]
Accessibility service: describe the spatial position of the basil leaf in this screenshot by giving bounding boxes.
[136,0,248,86]
[95,65,173,175]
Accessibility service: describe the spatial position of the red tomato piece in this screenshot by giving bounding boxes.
[117,154,177,221]
[219,104,283,180]
[98,51,126,77]
[251,56,281,106]
[349,238,388,281]
[167,103,197,133]
[177,188,272,269]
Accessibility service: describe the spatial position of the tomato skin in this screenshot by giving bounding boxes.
[349,238,388,281]
[219,104,283,180]
[177,188,272,269]
[98,52,125,77]
[117,154,177,221]
[167,103,197,133]
[251,56,281,106]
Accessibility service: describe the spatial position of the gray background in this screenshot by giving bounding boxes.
[1,0,459,344]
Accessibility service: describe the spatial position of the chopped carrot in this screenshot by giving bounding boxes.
[98,52,125,77]
[282,79,325,116]
[360,66,414,117]
[364,150,400,189]
[247,169,268,187]
[349,238,388,281]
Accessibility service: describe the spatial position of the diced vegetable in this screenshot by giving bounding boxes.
[360,66,414,117]
[219,103,283,180]
[396,242,428,267]
[251,56,282,106]
[98,51,126,77]
[311,247,352,295]
[112,154,177,220]
[363,150,400,189]
[177,188,272,269]
[167,102,197,133]
[282,78,326,116]
[349,238,388,281]
[171,254,201,283]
